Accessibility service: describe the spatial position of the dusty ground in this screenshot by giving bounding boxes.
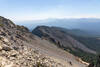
[27,36,88,67]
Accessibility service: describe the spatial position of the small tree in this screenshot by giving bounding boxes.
[96,55,100,67]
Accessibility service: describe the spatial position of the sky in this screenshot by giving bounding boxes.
[0,0,100,22]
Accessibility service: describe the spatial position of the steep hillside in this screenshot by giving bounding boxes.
[0,16,88,67]
[48,27,100,52]
[32,26,96,54]
[32,26,97,62]
[71,36,100,52]
[60,28,97,37]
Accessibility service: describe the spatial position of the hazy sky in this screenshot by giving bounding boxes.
[0,0,100,21]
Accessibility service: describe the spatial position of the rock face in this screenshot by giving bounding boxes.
[0,16,87,67]
[32,26,96,54]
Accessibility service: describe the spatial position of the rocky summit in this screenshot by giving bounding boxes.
[0,16,88,67]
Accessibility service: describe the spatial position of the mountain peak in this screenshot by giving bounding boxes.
[0,16,15,28]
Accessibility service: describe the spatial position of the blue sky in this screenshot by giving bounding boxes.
[0,0,100,21]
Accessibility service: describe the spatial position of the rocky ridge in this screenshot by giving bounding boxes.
[32,26,96,54]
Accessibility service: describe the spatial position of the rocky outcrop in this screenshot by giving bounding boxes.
[0,44,65,67]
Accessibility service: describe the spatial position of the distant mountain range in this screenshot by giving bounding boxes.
[15,18,100,37]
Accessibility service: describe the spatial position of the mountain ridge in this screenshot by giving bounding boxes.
[32,26,96,54]
[16,18,100,36]
[0,16,88,67]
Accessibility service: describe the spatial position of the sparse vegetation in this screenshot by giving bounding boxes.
[70,49,97,63]
[17,25,29,32]
[71,35,100,52]
[61,46,97,63]
[35,62,47,67]
[88,54,100,67]
[0,24,3,27]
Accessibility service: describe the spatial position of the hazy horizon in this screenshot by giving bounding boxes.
[0,0,100,22]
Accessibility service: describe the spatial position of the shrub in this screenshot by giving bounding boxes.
[34,62,47,67]
[0,24,3,27]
